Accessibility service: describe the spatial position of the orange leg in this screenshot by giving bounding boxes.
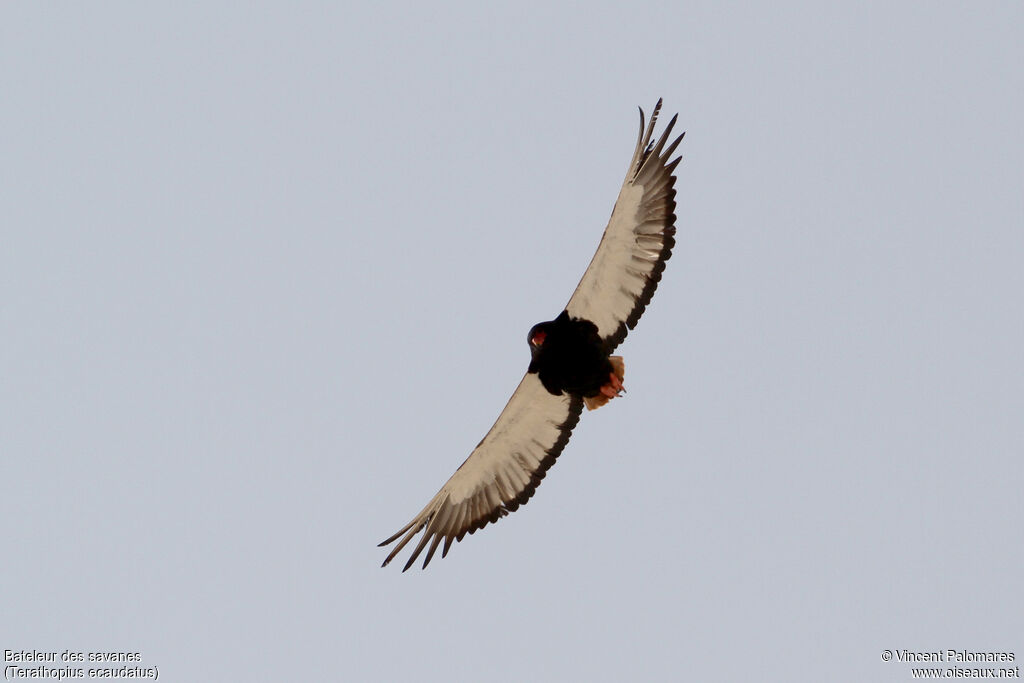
[599,371,625,398]
[608,371,625,394]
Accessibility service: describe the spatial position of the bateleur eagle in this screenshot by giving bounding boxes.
[380,100,684,570]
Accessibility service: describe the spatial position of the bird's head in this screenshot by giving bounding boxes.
[527,322,549,358]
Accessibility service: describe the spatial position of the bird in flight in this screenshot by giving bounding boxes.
[380,100,684,571]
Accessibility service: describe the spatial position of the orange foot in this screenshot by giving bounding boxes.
[599,371,626,398]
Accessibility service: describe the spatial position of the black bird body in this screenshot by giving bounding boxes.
[528,311,614,399]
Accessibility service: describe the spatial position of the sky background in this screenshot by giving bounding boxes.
[2,3,1022,682]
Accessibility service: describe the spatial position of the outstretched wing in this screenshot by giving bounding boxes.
[566,99,684,352]
[379,373,584,571]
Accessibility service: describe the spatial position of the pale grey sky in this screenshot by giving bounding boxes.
[2,3,1022,682]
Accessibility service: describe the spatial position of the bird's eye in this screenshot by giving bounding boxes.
[531,330,546,347]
